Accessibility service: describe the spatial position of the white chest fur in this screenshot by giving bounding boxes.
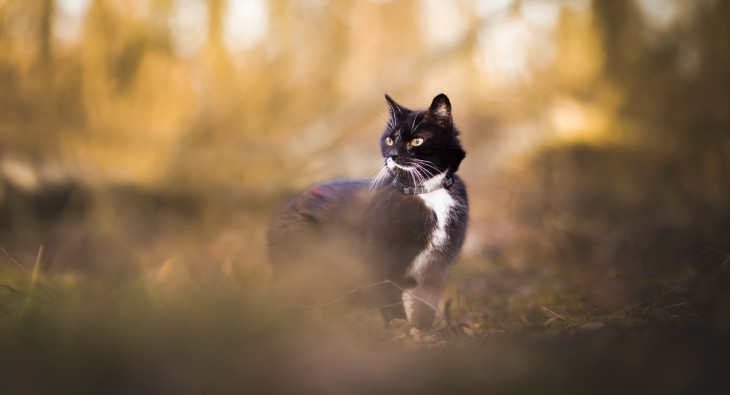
[408,187,458,283]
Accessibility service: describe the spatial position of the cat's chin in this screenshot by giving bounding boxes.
[384,159,407,177]
[385,157,396,171]
[385,158,441,187]
[385,157,410,172]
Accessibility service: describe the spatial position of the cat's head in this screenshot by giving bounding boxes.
[380,94,466,185]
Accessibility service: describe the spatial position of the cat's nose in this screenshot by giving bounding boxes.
[389,148,400,158]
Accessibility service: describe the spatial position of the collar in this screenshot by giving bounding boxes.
[392,174,454,195]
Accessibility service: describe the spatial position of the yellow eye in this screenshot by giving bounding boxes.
[411,137,424,147]
[385,137,394,146]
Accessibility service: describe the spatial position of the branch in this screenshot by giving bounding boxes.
[1,246,55,300]
[0,283,62,308]
[1,248,27,271]
[0,283,25,296]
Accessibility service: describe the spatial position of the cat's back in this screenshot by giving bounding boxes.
[267,178,372,262]
[268,179,371,233]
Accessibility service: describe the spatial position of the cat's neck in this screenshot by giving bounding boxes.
[390,171,454,195]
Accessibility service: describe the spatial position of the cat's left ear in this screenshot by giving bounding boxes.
[426,93,452,128]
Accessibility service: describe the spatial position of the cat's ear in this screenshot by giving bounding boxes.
[426,93,452,128]
[384,94,408,118]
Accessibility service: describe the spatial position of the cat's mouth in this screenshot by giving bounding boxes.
[385,157,410,172]
[385,157,440,187]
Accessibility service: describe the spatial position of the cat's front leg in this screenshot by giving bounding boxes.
[404,288,440,330]
[379,281,407,325]
[404,266,449,330]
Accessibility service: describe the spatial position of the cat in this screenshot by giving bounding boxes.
[267,93,468,330]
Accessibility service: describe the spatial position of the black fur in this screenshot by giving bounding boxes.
[268,94,468,329]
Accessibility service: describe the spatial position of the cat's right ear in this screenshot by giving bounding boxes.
[385,94,407,118]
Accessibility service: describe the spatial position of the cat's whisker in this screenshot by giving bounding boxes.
[366,159,379,175]
[408,161,438,182]
[409,163,423,183]
[409,158,439,169]
[413,165,429,187]
[377,166,390,189]
[413,172,424,189]
[409,167,417,185]
[407,167,417,188]
[421,168,431,186]
[412,164,440,179]
[377,113,390,127]
[375,158,392,183]
[367,158,385,174]
[413,119,424,133]
[368,160,390,191]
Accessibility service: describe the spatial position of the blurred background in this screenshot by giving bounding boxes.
[1,0,729,393]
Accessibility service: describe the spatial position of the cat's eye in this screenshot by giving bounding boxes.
[411,137,424,147]
[385,137,394,146]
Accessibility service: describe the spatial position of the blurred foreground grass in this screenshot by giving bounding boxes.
[1,251,728,395]
[1,165,729,394]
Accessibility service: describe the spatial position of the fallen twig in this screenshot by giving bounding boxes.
[281,280,395,309]
[542,306,577,326]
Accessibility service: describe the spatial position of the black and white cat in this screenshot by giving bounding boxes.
[268,94,468,329]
